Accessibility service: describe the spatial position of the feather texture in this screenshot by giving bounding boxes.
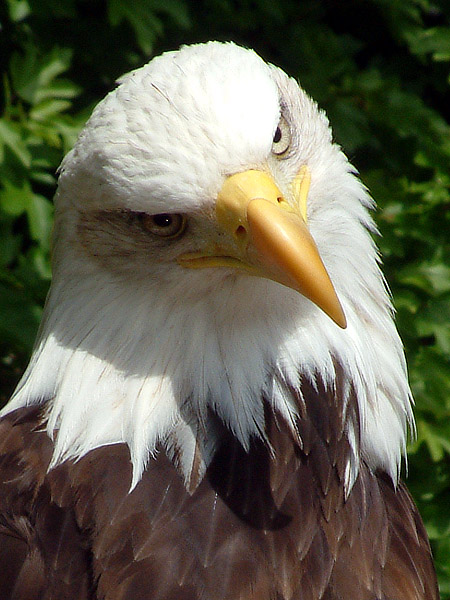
[3,42,412,490]
[0,402,438,600]
[0,41,438,598]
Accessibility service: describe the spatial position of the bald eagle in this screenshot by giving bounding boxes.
[0,41,439,600]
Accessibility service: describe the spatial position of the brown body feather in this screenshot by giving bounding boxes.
[0,379,439,600]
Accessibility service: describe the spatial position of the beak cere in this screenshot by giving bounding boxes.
[179,169,347,329]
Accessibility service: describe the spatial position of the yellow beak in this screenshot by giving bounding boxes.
[178,169,346,329]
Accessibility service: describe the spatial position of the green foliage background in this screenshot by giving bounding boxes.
[1,0,449,592]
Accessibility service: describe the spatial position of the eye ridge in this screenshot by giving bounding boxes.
[140,212,186,239]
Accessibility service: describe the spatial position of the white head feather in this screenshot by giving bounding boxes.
[3,41,413,491]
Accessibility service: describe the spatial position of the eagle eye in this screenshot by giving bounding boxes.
[271,116,291,156]
[140,213,187,239]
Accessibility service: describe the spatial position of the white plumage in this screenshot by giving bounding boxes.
[4,41,412,492]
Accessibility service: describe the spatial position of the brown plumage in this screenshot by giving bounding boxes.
[0,378,438,599]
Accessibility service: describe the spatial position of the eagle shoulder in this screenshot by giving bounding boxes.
[0,402,439,600]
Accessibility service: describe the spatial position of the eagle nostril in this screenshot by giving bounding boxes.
[235,225,247,240]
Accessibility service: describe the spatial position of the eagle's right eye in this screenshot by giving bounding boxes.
[140,213,187,239]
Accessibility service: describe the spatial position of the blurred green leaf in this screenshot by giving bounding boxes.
[0,283,42,352]
[0,221,21,268]
[398,261,450,295]
[107,0,190,54]
[0,120,32,168]
[30,99,73,123]
[6,0,31,21]
[416,419,450,462]
[416,299,450,354]
[0,179,34,216]
[10,46,76,106]
[26,195,53,250]
[411,348,450,415]
[406,26,450,62]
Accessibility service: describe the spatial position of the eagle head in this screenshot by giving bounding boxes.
[5,42,412,491]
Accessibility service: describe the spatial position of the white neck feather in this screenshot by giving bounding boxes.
[5,239,412,492]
